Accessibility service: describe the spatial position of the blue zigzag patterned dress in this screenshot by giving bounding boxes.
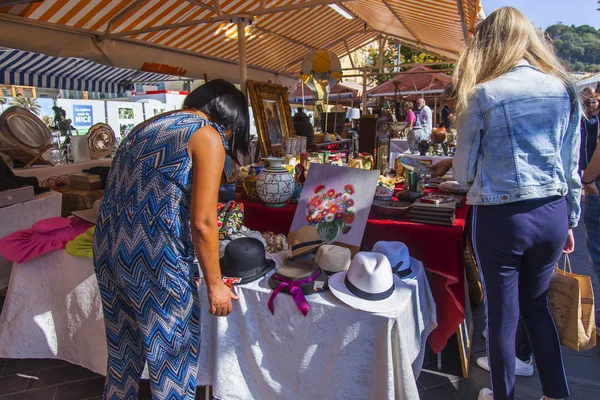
[93,111,230,400]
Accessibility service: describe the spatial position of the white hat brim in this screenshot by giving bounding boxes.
[328,271,412,313]
[71,209,97,224]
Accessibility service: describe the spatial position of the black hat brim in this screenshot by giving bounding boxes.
[220,257,276,285]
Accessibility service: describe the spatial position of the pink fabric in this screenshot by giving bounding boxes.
[0,217,93,263]
[405,110,417,127]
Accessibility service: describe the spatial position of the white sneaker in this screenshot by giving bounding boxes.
[478,388,493,400]
[476,355,534,377]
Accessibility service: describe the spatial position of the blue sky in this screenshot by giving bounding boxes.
[482,0,600,29]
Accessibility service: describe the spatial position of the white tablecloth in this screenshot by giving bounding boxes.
[12,159,113,184]
[0,191,62,289]
[0,250,436,400]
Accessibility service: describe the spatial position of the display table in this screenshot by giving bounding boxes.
[197,262,436,400]
[0,191,63,290]
[12,159,112,184]
[240,198,467,353]
[308,139,351,152]
[0,250,436,400]
[58,188,104,217]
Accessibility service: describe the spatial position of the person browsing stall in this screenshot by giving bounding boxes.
[416,97,433,135]
[93,79,248,399]
[433,7,581,400]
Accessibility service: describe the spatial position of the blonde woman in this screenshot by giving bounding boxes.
[433,7,581,400]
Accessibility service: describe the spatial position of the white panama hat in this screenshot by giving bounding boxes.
[372,241,418,280]
[329,252,411,313]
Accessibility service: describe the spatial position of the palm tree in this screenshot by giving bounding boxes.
[9,96,42,115]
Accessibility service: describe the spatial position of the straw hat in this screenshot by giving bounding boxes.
[372,241,417,280]
[329,252,410,313]
[315,245,351,275]
[287,225,325,260]
[72,200,101,225]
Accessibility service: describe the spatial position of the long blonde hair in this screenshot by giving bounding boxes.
[452,7,574,115]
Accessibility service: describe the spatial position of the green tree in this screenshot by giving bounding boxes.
[364,44,454,86]
[546,24,600,71]
[8,97,42,115]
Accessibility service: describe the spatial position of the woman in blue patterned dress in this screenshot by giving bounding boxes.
[93,79,249,399]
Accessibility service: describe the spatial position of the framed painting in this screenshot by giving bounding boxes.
[290,164,379,250]
[247,80,294,157]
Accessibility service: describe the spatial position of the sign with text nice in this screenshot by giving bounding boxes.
[73,105,93,127]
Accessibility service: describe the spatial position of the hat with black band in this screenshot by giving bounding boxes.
[287,225,326,260]
[329,252,411,313]
[220,237,275,285]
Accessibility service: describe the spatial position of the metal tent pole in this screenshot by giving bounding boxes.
[237,18,248,93]
[362,70,368,115]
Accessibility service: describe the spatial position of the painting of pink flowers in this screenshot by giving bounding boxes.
[290,164,379,247]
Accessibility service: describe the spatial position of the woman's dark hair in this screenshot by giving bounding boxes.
[183,79,250,162]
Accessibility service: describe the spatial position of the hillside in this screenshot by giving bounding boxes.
[546,24,600,73]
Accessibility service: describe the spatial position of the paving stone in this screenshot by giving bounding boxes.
[0,386,57,400]
[418,382,460,400]
[53,376,105,400]
[0,359,69,377]
[26,364,98,390]
[0,374,30,396]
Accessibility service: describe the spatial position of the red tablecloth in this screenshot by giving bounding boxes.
[239,196,468,353]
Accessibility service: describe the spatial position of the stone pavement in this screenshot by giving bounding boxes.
[0,223,598,399]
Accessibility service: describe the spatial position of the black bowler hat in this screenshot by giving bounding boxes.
[220,238,275,284]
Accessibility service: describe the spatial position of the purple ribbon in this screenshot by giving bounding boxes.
[268,268,322,317]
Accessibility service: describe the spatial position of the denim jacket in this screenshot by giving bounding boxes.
[453,61,582,228]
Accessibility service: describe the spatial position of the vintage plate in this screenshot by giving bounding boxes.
[0,106,52,150]
[86,123,116,159]
[398,157,435,175]
[372,200,412,218]
[439,181,469,194]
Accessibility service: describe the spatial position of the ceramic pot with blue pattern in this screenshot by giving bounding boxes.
[256,158,295,207]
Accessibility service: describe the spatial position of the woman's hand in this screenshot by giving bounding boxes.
[432,159,453,177]
[208,281,240,317]
[583,181,600,195]
[563,229,575,254]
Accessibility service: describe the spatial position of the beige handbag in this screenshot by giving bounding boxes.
[548,256,596,352]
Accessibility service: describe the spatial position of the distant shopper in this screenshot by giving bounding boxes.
[433,7,581,400]
[578,90,600,335]
[404,101,417,128]
[580,89,599,171]
[416,97,433,135]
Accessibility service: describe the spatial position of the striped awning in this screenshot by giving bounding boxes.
[0,0,481,81]
[0,48,182,93]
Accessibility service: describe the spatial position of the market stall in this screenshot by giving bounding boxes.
[239,195,467,353]
[0,248,436,399]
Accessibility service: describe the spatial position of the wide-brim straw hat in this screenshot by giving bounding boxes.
[287,225,325,260]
